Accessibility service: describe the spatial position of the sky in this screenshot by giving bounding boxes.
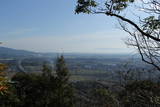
[0,0,135,54]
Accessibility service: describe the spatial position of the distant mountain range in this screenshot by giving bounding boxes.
[0,47,61,58]
[0,47,39,58]
[0,46,138,59]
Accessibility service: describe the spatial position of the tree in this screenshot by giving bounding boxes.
[115,62,136,87]
[0,64,8,95]
[56,56,69,83]
[119,80,160,107]
[75,0,160,71]
[42,64,52,79]
[11,56,74,107]
[12,68,56,107]
[0,64,9,97]
[0,64,18,106]
[92,88,119,107]
[54,55,74,107]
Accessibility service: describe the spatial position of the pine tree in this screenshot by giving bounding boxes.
[55,55,74,107]
[56,56,69,83]
[42,64,52,79]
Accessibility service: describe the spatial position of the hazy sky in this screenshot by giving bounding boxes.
[0,0,134,54]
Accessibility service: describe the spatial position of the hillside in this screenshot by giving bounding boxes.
[0,47,39,58]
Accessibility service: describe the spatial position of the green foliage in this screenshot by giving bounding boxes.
[75,0,135,14]
[0,85,19,107]
[56,55,70,82]
[75,0,97,14]
[0,64,9,96]
[42,64,52,78]
[120,80,160,106]
[142,16,160,34]
[12,71,58,107]
[10,56,74,107]
[92,88,118,107]
[54,55,74,107]
[106,0,133,11]
[0,64,19,106]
